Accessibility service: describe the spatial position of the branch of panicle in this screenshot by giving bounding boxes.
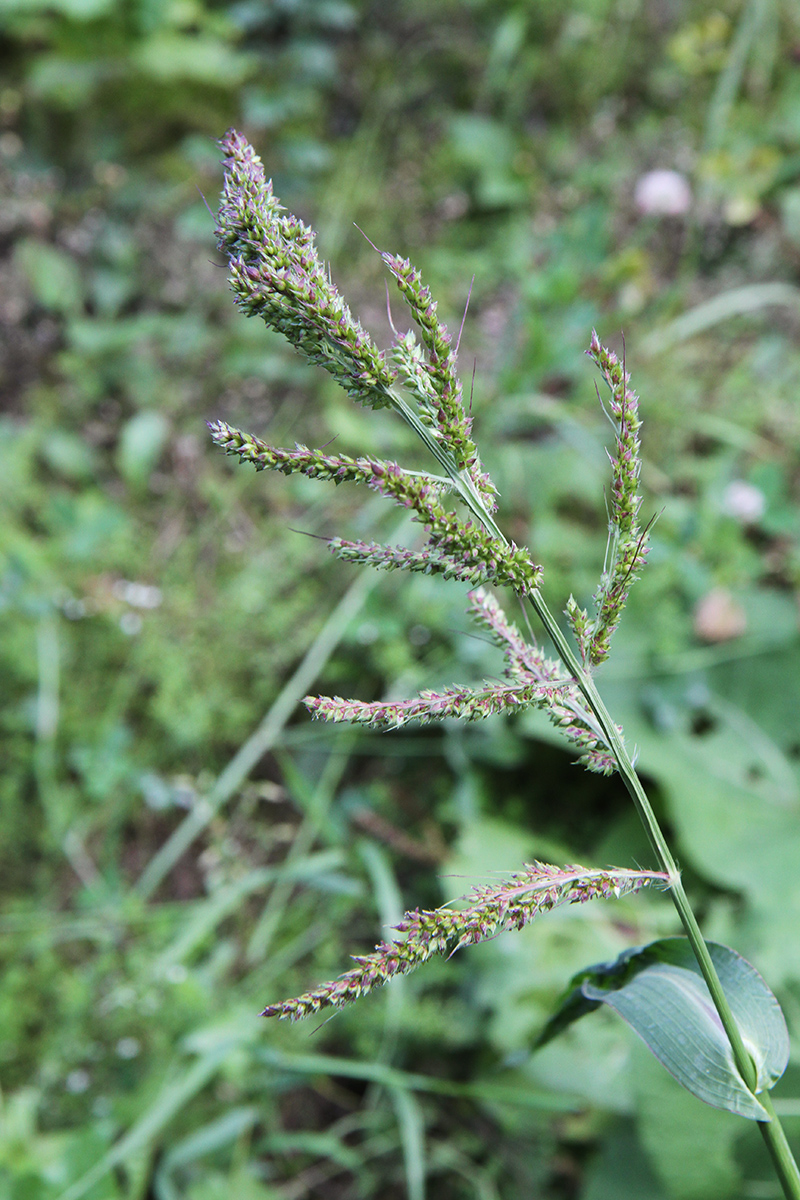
[468,588,622,775]
[328,537,493,585]
[261,862,668,1020]
[304,678,569,729]
[209,420,391,485]
[383,251,498,512]
[217,129,397,411]
[567,332,649,668]
[210,419,542,596]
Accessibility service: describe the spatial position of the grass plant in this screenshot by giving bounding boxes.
[209,129,800,1200]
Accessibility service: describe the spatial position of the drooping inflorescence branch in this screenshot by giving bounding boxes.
[262,862,667,1021]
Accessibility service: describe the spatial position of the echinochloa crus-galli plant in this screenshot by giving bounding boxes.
[208,130,800,1198]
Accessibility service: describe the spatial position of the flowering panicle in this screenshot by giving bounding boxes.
[261,862,667,1020]
[216,130,397,410]
[209,138,650,778]
[383,251,497,511]
[305,678,569,730]
[208,136,669,1031]
[569,332,649,667]
[467,588,622,775]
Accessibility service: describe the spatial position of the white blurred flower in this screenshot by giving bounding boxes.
[112,579,162,608]
[722,480,766,524]
[116,1037,141,1059]
[119,611,143,636]
[634,169,692,216]
[65,1068,91,1093]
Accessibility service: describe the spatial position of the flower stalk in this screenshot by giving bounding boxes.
[210,131,800,1200]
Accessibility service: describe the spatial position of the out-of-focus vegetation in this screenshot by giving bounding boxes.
[4,1,800,1197]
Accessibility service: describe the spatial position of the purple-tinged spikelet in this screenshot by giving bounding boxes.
[216,130,397,410]
[467,588,623,774]
[261,862,668,1020]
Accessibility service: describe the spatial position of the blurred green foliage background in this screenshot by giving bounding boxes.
[4,1,800,1197]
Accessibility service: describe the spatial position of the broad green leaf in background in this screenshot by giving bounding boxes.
[15,239,84,315]
[582,1122,668,1200]
[116,411,169,488]
[537,938,789,1120]
[633,1042,742,1200]
[598,662,800,915]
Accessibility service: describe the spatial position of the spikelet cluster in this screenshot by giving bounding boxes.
[305,678,568,730]
[468,588,622,774]
[217,130,397,409]
[262,862,667,1020]
[210,135,649,774]
[382,252,496,510]
[209,425,541,596]
[567,332,649,667]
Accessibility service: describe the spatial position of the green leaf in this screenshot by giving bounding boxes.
[117,411,168,487]
[598,671,800,907]
[633,1043,741,1200]
[537,938,788,1121]
[133,34,252,86]
[582,1123,667,1200]
[15,239,84,315]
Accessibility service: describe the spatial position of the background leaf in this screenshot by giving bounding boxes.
[4,1,800,1196]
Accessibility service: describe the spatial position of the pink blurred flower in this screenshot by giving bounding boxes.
[635,169,692,216]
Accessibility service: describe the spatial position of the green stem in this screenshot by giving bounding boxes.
[527,586,800,1199]
[530,591,751,1070]
[759,1092,800,1199]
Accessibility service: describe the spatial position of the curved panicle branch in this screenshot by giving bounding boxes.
[263,863,667,1021]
